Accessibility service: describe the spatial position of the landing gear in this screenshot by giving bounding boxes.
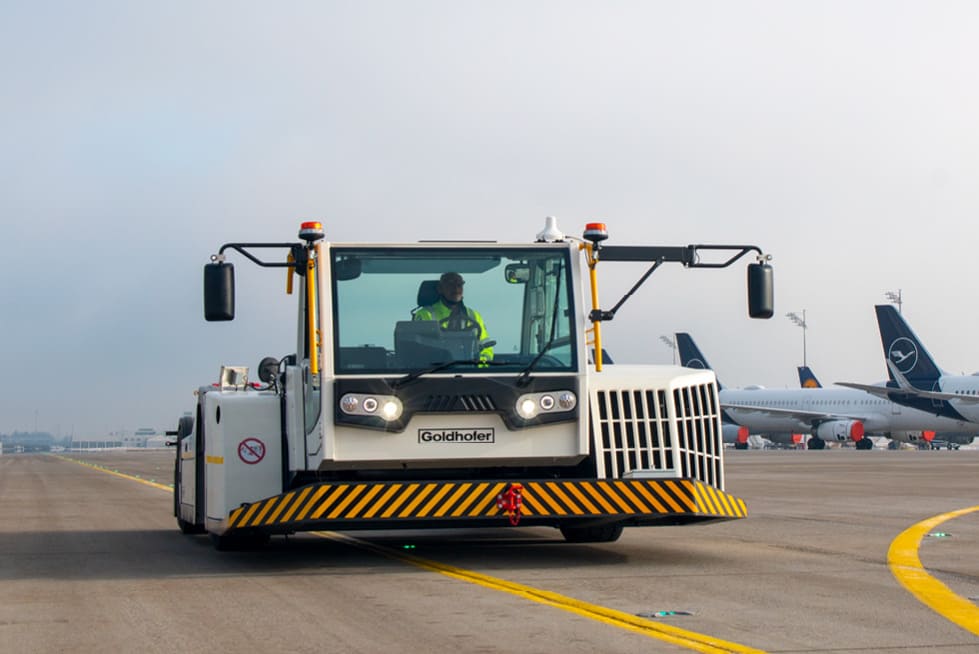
[855,438,874,450]
[807,437,826,450]
[734,442,749,450]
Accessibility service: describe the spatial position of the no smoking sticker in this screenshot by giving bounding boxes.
[238,438,266,465]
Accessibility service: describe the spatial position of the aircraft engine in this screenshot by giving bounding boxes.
[722,424,750,448]
[887,430,934,443]
[814,420,865,443]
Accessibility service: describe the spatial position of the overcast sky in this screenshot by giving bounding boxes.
[3,1,978,437]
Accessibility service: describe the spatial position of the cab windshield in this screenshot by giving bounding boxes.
[331,246,577,374]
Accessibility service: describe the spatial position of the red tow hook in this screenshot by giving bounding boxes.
[496,483,524,526]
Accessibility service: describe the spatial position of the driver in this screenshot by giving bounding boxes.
[414,272,493,360]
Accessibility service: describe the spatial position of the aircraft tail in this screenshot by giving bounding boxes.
[798,366,822,388]
[675,332,723,389]
[874,305,944,388]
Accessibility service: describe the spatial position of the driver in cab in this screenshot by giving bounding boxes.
[414,272,494,361]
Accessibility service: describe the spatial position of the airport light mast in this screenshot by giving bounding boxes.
[786,310,807,367]
[660,335,677,364]
[885,289,903,314]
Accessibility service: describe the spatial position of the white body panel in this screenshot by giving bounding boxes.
[203,391,282,532]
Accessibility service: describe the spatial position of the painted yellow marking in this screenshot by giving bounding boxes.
[61,456,761,652]
[296,485,331,521]
[348,484,386,518]
[580,481,616,513]
[382,483,417,518]
[526,483,564,515]
[205,455,224,465]
[237,502,262,527]
[451,482,489,517]
[280,486,313,523]
[659,481,686,513]
[251,497,278,525]
[615,482,648,513]
[327,484,367,519]
[888,505,979,636]
[266,491,297,524]
[565,483,599,514]
[668,480,698,512]
[314,531,765,654]
[401,483,437,517]
[363,484,403,519]
[55,456,173,492]
[309,485,348,519]
[547,482,585,515]
[435,483,472,518]
[469,482,506,516]
[598,481,634,513]
[418,483,455,516]
[632,482,669,514]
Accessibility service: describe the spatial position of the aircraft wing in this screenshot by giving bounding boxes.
[837,374,979,405]
[720,402,867,424]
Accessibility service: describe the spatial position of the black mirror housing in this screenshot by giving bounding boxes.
[204,262,236,321]
[747,262,774,319]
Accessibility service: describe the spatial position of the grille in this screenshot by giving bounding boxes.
[591,380,723,489]
[423,394,497,412]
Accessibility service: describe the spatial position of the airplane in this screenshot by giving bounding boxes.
[676,332,975,450]
[798,366,822,389]
[836,305,979,448]
[796,365,933,448]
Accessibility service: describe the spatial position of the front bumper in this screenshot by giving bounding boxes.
[222,477,747,533]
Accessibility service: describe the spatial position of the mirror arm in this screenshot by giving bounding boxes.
[217,242,304,269]
[588,244,768,322]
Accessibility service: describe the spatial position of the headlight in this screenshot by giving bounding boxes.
[340,393,403,422]
[515,391,576,420]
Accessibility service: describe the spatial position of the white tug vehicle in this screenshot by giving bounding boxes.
[173,218,774,549]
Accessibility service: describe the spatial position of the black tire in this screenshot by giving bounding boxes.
[560,523,624,543]
[734,442,749,450]
[210,530,270,551]
[178,517,205,535]
[856,438,874,450]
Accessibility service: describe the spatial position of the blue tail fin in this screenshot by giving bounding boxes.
[798,366,822,388]
[675,332,723,389]
[874,305,943,388]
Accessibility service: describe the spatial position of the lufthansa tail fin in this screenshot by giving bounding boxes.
[874,305,944,388]
[675,332,723,389]
[798,366,822,388]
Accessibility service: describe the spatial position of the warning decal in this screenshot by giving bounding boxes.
[238,438,266,465]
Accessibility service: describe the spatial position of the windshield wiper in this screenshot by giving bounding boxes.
[391,359,506,389]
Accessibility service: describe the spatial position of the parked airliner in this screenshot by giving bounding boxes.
[837,305,979,448]
[677,333,973,450]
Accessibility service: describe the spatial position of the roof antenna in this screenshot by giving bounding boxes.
[535,216,565,242]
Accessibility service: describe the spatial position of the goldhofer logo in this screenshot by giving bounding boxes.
[418,428,495,443]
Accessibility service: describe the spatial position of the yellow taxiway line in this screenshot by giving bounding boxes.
[888,505,979,636]
[315,531,765,654]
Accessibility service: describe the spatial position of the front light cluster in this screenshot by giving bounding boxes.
[340,393,403,421]
[515,391,576,419]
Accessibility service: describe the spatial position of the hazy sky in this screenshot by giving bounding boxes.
[3,1,978,437]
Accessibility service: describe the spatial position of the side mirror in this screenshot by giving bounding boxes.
[504,263,530,284]
[747,262,774,319]
[748,263,775,318]
[335,257,362,281]
[204,262,235,321]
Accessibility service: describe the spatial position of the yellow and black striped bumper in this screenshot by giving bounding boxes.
[225,478,747,532]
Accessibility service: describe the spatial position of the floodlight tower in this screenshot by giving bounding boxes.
[786,310,807,367]
[660,335,677,364]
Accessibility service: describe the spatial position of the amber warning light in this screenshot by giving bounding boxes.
[583,222,608,244]
[299,221,324,242]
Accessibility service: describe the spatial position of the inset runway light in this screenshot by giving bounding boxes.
[636,610,694,618]
[926,532,952,538]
